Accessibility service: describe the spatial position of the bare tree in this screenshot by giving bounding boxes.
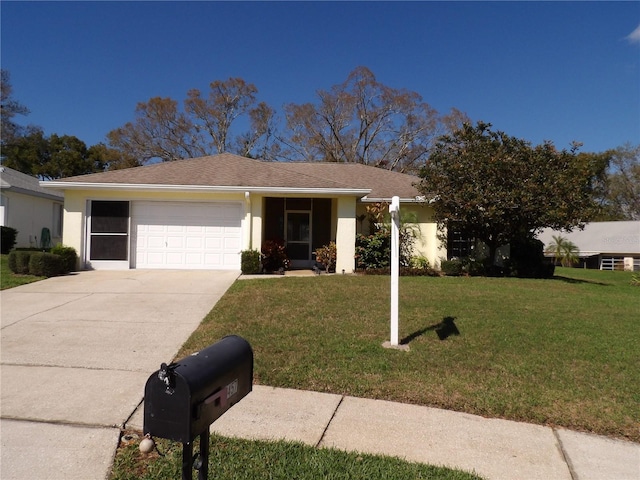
[108,97,202,163]
[280,66,469,173]
[108,78,275,163]
[1,69,30,148]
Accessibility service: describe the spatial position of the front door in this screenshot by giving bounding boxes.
[286,211,312,268]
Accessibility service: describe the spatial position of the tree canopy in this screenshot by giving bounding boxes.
[280,66,469,173]
[1,129,124,180]
[418,122,608,264]
[600,143,640,220]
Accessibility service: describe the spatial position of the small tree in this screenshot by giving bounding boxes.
[315,242,337,273]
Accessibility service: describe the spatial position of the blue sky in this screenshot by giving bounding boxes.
[2,1,639,154]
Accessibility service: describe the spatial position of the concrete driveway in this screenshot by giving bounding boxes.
[0,269,239,480]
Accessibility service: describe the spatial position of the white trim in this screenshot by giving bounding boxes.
[40,181,370,197]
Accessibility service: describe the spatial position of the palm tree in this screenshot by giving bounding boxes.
[546,235,580,267]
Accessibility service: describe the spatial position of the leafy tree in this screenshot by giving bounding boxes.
[419,122,606,270]
[601,143,640,220]
[2,130,115,179]
[546,235,579,267]
[280,66,469,173]
[107,78,276,163]
[0,69,30,147]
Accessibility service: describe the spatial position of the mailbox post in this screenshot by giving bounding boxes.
[389,196,400,346]
[143,335,253,480]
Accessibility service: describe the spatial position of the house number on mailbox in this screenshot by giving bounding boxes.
[227,379,238,398]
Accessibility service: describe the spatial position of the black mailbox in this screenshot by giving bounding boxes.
[143,335,253,480]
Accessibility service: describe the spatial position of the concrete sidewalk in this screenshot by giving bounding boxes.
[128,384,640,480]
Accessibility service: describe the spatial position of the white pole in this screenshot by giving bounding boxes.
[389,196,400,346]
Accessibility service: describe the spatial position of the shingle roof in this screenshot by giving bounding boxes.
[276,162,422,200]
[45,153,423,200]
[0,166,64,200]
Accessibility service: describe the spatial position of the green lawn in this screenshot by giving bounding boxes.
[111,435,481,480]
[0,254,45,290]
[180,268,639,442]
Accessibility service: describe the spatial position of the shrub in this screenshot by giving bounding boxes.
[261,240,290,272]
[9,250,34,274]
[507,237,554,278]
[355,232,390,270]
[410,256,430,270]
[7,250,18,272]
[28,252,63,277]
[441,258,464,276]
[51,244,78,273]
[1,226,18,254]
[315,242,337,273]
[461,256,487,276]
[241,249,261,274]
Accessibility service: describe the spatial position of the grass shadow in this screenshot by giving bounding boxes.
[552,275,611,286]
[401,316,460,344]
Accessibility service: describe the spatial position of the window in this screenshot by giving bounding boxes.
[90,201,129,261]
[448,230,474,259]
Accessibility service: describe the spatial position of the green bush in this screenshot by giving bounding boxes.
[1,226,18,254]
[28,252,63,277]
[9,250,34,274]
[355,232,390,270]
[241,249,261,274]
[7,250,18,272]
[507,237,555,278]
[441,258,464,276]
[410,256,431,270]
[51,244,78,273]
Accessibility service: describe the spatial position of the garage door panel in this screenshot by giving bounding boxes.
[186,237,203,249]
[133,202,241,270]
[224,237,241,249]
[204,253,221,265]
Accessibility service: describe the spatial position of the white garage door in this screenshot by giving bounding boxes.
[132,201,242,270]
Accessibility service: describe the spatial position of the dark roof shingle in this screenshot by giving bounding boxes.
[48,153,422,199]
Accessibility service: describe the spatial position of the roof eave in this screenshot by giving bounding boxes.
[4,185,64,201]
[40,181,370,196]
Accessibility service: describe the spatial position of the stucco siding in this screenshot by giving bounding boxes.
[355,202,443,268]
[336,197,357,273]
[3,191,63,248]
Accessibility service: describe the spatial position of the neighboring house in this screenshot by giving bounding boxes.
[0,166,64,248]
[537,221,640,271]
[41,153,445,272]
